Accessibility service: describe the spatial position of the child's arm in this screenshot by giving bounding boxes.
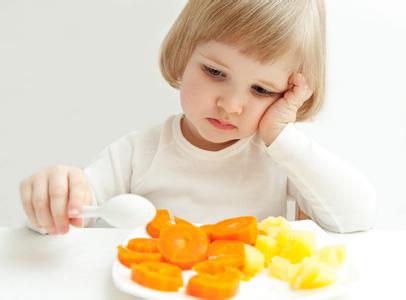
[267,124,376,233]
[83,133,135,210]
[259,73,376,232]
[19,132,136,234]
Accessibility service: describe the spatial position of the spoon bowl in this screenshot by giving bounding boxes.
[79,194,156,228]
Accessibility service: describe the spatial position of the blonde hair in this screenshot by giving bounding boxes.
[160,0,326,120]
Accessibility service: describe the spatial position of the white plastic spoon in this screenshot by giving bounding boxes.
[72,193,156,228]
[26,193,156,234]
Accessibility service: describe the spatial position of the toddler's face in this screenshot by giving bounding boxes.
[179,40,297,151]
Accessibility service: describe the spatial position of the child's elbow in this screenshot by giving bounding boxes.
[338,210,376,233]
[317,186,377,233]
[336,189,377,233]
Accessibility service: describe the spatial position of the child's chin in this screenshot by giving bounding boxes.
[202,134,239,145]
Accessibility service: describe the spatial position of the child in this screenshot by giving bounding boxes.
[19,0,376,235]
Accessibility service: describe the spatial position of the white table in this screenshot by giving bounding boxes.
[0,227,404,300]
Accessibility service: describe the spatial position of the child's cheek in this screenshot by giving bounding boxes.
[180,74,213,117]
[244,100,273,130]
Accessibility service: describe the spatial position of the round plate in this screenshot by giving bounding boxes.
[112,220,359,300]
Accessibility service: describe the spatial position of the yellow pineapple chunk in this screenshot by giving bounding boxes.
[277,229,316,263]
[290,258,336,289]
[268,256,300,281]
[255,234,278,266]
[243,244,265,280]
[258,216,344,290]
[258,216,291,238]
[312,245,346,269]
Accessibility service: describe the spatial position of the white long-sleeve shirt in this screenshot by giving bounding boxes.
[84,114,376,233]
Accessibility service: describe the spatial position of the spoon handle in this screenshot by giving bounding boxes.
[80,205,101,218]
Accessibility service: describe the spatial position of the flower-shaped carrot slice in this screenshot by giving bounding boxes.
[158,224,208,269]
[146,209,173,238]
[117,246,161,268]
[126,238,159,253]
[207,240,245,269]
[131,261,183,292]
[186,268,242,298]
[193,257,241,274]
[211,216,258,245]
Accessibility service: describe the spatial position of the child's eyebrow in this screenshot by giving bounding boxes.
[198,52,231,70]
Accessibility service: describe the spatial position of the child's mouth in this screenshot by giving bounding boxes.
[207,118,236,130]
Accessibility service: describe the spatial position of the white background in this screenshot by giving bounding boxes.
[1,0,405,228]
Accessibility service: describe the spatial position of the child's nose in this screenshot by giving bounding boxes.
[216,95,244,115]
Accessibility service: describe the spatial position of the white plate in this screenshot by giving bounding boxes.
[112,220,359,300]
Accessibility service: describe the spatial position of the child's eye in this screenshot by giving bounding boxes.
[203,66,225,78]
[252,85,274,97]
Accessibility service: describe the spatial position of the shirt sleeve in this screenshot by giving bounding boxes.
[266,123,377,233]
[83,133,135,208]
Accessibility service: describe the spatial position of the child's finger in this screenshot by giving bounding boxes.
[67,168,88,227]
[295,74,313,101]
[285,73,313,108]
[20,178,40,228]
[48,167,69,234]
[70,185,92,228]
[32,174,56,234]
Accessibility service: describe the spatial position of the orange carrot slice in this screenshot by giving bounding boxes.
[117,246,161,268]
[146,209,172,238]
[193,257,241,274]
[158,224,209,270]
[207,240,245,269]
[211,216,258,245]
[131,261,183,292]
[200,224,214,241]
[126,238,159,253]
[186,268,242,298]
[175,217,212,243]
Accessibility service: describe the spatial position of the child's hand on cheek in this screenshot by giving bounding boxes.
[258,73,313,146]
